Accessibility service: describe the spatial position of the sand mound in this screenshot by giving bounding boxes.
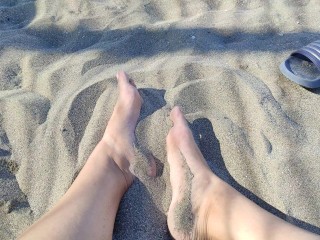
[0,0,320,239]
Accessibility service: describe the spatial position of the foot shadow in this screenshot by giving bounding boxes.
[138,88,166,122]
[113,88,171,239]
[0,149,10,157]
[113,178,172,240]
[0,1,36,31]
[190,117,320,235]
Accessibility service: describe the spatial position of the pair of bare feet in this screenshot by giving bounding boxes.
[103,71,236,239]
[19,71,319,240]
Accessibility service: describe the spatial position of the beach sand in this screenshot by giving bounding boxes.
[0,0,320,239]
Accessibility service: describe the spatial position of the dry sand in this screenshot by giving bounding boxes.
[0,0,320,239]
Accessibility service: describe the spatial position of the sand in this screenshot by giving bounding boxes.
[0,0,320,239]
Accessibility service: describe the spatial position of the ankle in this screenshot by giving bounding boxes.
[98,140,134,189]
[193,176,236,240]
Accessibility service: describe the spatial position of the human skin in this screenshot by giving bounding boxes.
[19,71,320,240]
[166,106,320,240]
[19,71,141,240]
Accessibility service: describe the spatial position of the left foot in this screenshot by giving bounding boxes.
[166,107,223,239]
[102,71,143,189]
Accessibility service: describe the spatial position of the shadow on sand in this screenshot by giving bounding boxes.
[190,117,320,235]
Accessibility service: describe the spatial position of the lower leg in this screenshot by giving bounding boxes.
[197,176,319,240]
[166,106,319,240]
[20,142,127,240]
[19,71,141,240]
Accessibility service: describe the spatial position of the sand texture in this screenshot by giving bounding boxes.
[0,0,320,239]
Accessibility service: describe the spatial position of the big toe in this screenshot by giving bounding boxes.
[170,106,188,126]
[117,70,137,88]
[116,71,142,107]
[169,107,211,177]
[169,107,193,143]
[116,71,129,86]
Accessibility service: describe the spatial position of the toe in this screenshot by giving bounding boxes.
[169,107,193,143]
[170,106,187,125]
[117,71,137,88]
[115,71,142,108]
[169,107,211,176]
[116,71,131,89]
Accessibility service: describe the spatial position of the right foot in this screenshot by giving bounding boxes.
[166,107,320,240]
[166,107,234,239]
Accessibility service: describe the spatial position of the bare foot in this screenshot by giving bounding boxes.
[166,107,231,239]
[102,71,143,189]
[166,107,320,240]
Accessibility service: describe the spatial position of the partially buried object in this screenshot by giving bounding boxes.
[280,40,320,88]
